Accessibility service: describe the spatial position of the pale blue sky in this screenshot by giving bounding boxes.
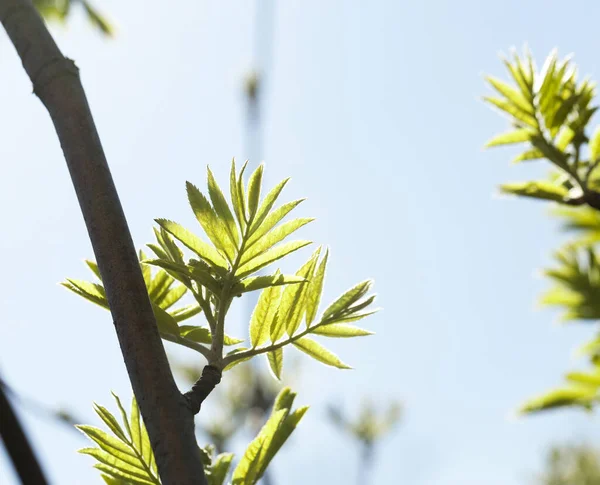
[1,1,599,484]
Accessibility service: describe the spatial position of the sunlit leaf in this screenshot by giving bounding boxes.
[485,129,533,148]
[305,249,328,325]
[322,280,372,321]
[311,323,374,337]
[499,181,569,202]
[292,337,351,369]
[246,163,264,221]
[250,278,282,347]
[207,166,239,248]
[234,274,306,295]
[236,240,312,278]
[267,348,283,380]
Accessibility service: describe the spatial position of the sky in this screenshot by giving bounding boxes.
[1,1,599,484]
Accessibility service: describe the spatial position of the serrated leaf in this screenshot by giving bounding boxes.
[486,76,534,114]
[483,96,538,128]
[207,166,239,248]
[485,129,533,148]
[147,270,173,305]
[311,323,374,337]
[94,404,128,443]
[154,227,185,265]
[230,160,247,232]
[62,279,109,309]
[79,448,148,478]
[150,302,180,336]
[259,406,308,472]
[322,280,372,321]
[168,303,202,322]
[499,181,569,202]
[208,453,234,485]
[234,274,306,295]
[223,347,252,371]
[250,178,290,234]
[77,426,137,459]
[236,240,312,278]
[247,199,305,247]
[110,393,132,442]
[247,163,264,221]
[292,337,351,369]
[250,279,282,347]
[156,219,228,271]
[241,218,314,266]
[267,348,283,380]
[92,463,155,485]
[158,284,187,310]
[305,249,328,325]
[86,259,103,280]
[187,182,235,263]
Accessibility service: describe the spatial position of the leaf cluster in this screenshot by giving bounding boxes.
[33,0,113,36]
[77,388,307,485]
[64,161,377,374]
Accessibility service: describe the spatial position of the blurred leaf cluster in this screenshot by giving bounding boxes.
[484,49,600,414]
[77,388,306,485]
[536,443,600,485]
[34,0,113,36]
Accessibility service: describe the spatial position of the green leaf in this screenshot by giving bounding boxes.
[147,270,173,305]
[92,462,155,485]
[311,323,374,337]
[499,181,569,203]
[207,166,239,248]
[154,227,185,265]
[76,426,137,459]
[485,129,533,148]
[62,279,109,309]
[223,347,252,371]
[250,178,290,234]
[250,279,282,347]
[158,284,187,310]
[519,387,597,414]
[81,0,114,37]
[305,249,328,325]
[247,199,306,247]
[230,159,247,232]
[267,348,283,380]
[208,453,234,485]
[483,96,538,127]
[292,337,351,369]
[485,76,534,114]
[180,326,243,346]
[590,126,600,162]
[234,274,306,295]
[512,148,544,164]
[186,182,236,263]
[247,163,264,220]
[236,240,312,278]
[79,448,149,480]
[156,219,229,271]
[150,302,180,336]
[169,303,202,322]
[110,393,132,442]
[322,280,372,321]
[93,404,128,443]
[530,135,570,170]
[85,259,103,280]
[241,218,314,266]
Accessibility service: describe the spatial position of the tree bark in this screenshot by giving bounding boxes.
[0,1,206,483]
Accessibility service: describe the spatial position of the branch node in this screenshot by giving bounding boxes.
[183,365,222,415]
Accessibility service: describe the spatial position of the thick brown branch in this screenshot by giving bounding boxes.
[0,1,206,483]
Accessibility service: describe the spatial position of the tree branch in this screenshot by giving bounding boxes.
[0,1,206,483]
[0,372,49,485]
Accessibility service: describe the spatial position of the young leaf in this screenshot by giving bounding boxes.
[208,453,234,485]
[267,348,283,380]
[305,249,328,325]
[292,337,351,369]
[186,182,236,263]
[233,274,306,295]
[207,166,239,248]
[483,96,538,128]
[155,219,229,271]
[590,126,600,162]
[250,178,290,234]
[246,162,264,220]
[86,259,103,280]
[241,218,314,266]
[62,279,109,309]
[247,199,306,247]
[322,280,372,321]
[150,302,180,336]
[250,280,282,347]
[485,76,534,114]
[236,240,312,278]
[499,181,569,203]
[485,129,533,148]
[230,159,247,232]
[311,323,373,337]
